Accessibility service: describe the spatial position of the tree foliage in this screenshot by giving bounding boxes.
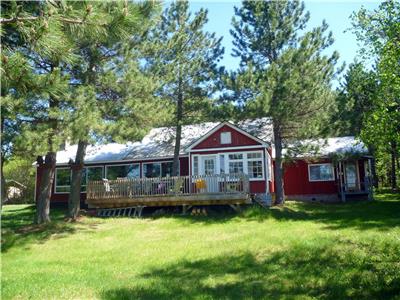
[146,1,224,176]
[230,0,339,203]
[351,0,400,189]
[333,62,377,136]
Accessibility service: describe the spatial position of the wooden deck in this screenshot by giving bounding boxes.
[86,174,251,208]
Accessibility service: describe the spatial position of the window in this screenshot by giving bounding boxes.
[106,164,140,180]
[247,152,263,179]
[87,166,103,181]
[248,161,263,179]
[247,152,262,159]
[143,161,175,178]
[229,153,243,160]
[204,158,215,175]
[220,132,232,144]
[81,166,104,192]
[194,151,264,180]
[229,161,243,174]
[161,162,174,177]
[193,156,199,176]
[308,164,334,181]
[219,155,225,174]
[56,166,104,193]
[80,168,87,192]
[55,168,71,193]
[228,154,243,174]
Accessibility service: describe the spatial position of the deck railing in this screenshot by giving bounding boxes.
[87,173,250,200]
[341,177,372,193]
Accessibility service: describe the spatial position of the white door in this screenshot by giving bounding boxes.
[345,162,358,191]
[201,156,219,193]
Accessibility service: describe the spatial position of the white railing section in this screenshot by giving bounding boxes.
[87,173,250,200]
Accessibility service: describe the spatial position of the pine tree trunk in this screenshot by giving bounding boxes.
[172,82,183,177]
[67,140,87,220]
[36,152,56,224]
[1,116,6,207]
[1,154,7,206]
[368,145,379,188]
[273,124,285,204]
[391,141,397,191]
[172,123,182,176]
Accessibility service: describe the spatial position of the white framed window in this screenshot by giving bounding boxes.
[228,153,243,174]
[220,132,232,144]
[106,164,140,180]
[55,166,104,193]
[81,166,104,192]
[308,163,335,182]
[219,155,225,174]
[143,161,177,178]
[193,156,199,176]
[55,168,71,193]
[192,151,265,181]
[247,152,263,179]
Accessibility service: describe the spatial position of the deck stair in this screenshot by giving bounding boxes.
[97,206,145,218]
[253,194,272,209]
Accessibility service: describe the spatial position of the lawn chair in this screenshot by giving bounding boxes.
[195,179,207,193]
[171,178,184,194]
[102,179,113,193]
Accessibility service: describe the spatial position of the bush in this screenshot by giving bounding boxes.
[3,157,35,204]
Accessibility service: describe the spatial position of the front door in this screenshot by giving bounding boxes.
[201,156,219,192]
[345,162,358,191]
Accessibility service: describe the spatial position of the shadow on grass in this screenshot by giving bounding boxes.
[101,240,400,300]
[155,192,400,231]
[1,205,99,252]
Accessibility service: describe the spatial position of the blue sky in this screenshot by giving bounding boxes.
[184,1,381,87]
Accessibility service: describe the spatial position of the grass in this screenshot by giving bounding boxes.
[1,191,400,299]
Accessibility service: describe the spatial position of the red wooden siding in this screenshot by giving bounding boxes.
[249,181,266,194]
[283,159,338,195]
[192,124,261,149]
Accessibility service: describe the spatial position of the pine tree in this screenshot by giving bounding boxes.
[1,1,103,223]
[65,1,162,220]
[146,1,224,176]
[231,0,339,204]
[333,63,377,136]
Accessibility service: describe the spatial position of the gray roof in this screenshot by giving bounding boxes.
[55,119,273,164]
[54,119,367,164]
[278,136,369,158]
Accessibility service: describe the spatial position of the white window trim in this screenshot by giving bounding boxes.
[308,163,335,182]
[54,167,71,194]
[105,163,140,180]
[192,150,265,181]
[265,150,273,182]
[55,166,105,194]
[142,160,178,178]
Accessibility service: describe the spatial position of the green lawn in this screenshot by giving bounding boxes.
[2,192,400,300]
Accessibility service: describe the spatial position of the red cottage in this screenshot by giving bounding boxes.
[35,119,372,210]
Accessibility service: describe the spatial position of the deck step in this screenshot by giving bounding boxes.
[253,194,272,209]
[97,206,145,218]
